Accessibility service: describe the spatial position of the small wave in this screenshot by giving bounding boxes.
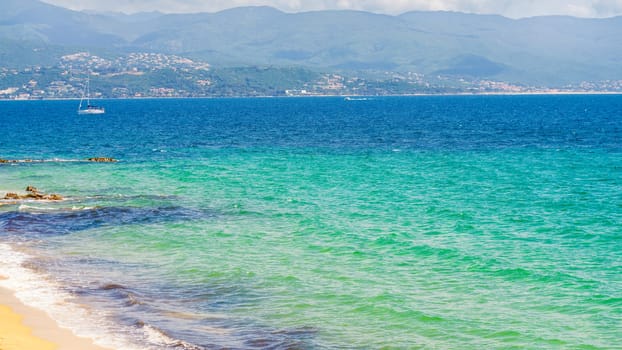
[138,322,203,350]
[15,204,95,214]
[18,204,56,212]
[126,293,144,307]
[0,243,147,350]
[71,206,96,210]
[96,283,146,307]
[100,283,127,290]
[17,204,73,211]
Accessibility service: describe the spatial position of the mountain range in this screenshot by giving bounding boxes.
[1,0,622,86]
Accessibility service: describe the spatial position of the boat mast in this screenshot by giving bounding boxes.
[86,74,91,106]
[78,73,90,111]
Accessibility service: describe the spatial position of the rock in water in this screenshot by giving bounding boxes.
[2,187,63,201]
[87,157,118,162]
[45,194,64,200]
[3,192,20,200]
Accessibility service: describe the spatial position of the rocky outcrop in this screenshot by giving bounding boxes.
[2,186,63,201]
[1,157,118,163]
[0,158,36,163]
[87,157,118,162]
[3,192,20,200]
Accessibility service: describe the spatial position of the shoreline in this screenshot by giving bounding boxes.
[0,242,129,350]
[0,281,111,350]
[1,90,622,102]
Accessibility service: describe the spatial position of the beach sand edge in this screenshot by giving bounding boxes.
[0,282,112,350]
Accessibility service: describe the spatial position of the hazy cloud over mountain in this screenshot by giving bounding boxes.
[42,0,622,18]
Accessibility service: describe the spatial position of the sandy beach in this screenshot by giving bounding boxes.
[0,277,110,350]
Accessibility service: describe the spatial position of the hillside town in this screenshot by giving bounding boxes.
[2,52,622,100]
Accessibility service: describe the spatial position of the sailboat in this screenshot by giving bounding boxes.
[78,74,105,115]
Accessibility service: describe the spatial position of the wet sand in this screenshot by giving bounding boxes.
[0,278,111,350]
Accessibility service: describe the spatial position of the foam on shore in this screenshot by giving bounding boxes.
[0,243,144,350]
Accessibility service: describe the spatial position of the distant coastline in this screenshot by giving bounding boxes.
[2,90,622,101]
[3,51,622,101]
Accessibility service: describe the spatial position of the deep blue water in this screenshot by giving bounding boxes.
[2,95,621,160]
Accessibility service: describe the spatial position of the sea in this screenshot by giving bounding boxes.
[0,95,621,349]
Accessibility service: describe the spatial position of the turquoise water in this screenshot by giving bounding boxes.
[1,96,621,349]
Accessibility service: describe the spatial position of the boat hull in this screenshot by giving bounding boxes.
[78,108,105,115]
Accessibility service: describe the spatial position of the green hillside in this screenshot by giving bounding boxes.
[1,0,622,86]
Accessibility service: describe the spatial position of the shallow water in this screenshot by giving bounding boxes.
[1,96,621,349]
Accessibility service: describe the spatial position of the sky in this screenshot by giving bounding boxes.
[41,0,622,18]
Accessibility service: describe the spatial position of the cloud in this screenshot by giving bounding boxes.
[41,0,622,18]
[593,0,622,16]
